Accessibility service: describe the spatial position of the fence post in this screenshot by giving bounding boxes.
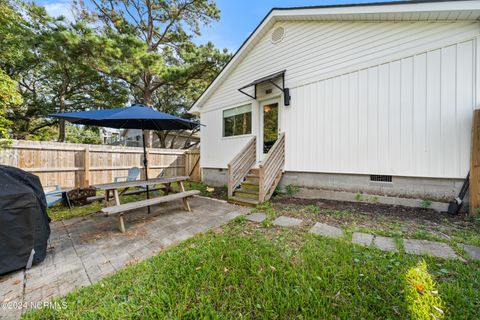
[83,147,90,187]
[470,109,480,216]
[145,149,150,179]
[184,152,189,177]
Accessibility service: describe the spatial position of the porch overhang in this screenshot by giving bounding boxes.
[238,70,291,106]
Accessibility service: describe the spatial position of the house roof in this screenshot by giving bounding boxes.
[189,0,480,114]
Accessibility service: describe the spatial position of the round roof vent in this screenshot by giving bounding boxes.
[271,26,285,44]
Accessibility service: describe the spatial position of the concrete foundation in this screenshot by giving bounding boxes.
[279,171,465,202]
[202,168,467,209]
[202,167,228,187]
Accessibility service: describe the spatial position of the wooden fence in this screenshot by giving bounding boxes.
[0,140,200,188]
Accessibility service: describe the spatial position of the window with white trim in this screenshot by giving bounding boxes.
[223,104,252,137]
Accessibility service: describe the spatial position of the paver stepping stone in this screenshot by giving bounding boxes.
[272,216,303,227]
[246,212,267,223]
[373,236,398,252]
[310,222,344,238]
[459,244,480,261]
[352,232,373,246]
[404,239,459,259]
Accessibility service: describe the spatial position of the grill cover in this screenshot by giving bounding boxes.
[0,165,50,275]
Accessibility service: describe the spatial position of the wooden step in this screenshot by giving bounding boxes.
[228,196,259,207]
[245,174,259,183]
[249,168,259,175]
[240,182,259,191]
[234,188,259,200]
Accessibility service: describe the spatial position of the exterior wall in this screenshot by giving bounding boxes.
[284,40,475,178]
[199,20,480,180]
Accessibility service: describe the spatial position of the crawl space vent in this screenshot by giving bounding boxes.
[271,27,285,44]
[370,175,392,183]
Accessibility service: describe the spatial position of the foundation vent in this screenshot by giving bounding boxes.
[271,26,285,44]
[370,175,392,183]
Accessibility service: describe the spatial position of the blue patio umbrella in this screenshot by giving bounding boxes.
[50,104,200,209]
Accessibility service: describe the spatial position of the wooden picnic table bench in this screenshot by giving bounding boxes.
[94,176,199,233]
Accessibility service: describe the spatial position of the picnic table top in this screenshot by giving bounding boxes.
[93,176,190,190]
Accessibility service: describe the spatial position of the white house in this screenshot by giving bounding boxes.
[190,0,480,205]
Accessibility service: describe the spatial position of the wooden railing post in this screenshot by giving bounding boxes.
[227,164,233,198]
[227,136,256,198]
[83,147,90,187]
[258,165,265,202]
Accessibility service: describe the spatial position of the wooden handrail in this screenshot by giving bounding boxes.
[227,136,256,197]
[258,133,285,202]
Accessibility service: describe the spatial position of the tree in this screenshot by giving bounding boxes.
[83,0,230,146]
[11,21,129,141]
[1,1,129,141]
[0,69,19,145]
[0,0,26,145]
[65,124,102,144]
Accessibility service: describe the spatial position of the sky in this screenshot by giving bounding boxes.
[38,0,391,53]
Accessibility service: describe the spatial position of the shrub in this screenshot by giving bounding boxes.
[285,184,300,195]
[420,199,432,209]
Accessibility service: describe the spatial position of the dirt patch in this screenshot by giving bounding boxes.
[275,196,454,223]
[270,196,480,243]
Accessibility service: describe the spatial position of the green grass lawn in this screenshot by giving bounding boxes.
[24,219,480,319]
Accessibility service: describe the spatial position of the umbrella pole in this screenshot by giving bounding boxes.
[142,129,151,214]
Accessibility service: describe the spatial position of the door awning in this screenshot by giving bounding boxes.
[238,70,291,106]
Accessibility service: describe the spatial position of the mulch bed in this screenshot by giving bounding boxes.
[272,196,478,232]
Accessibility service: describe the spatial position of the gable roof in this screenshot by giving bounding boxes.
[189,0,480,114]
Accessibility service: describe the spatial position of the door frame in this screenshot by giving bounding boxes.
[258,96,282,160]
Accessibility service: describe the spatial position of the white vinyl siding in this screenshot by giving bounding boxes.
[283,40,475,178]
[200,21,480,112]
[199,20,479,179]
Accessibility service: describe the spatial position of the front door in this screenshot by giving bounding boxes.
[261,100,279,155]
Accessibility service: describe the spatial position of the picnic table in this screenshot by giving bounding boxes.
[94,176,200,233]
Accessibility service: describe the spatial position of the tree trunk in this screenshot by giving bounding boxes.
[155,131,168,148]
[58,93,66,142]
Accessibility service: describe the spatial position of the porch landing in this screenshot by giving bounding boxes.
[0,196,248,320]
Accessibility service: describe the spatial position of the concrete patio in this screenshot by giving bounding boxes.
[0,196,248,320]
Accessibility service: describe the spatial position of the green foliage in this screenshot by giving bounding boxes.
[285,184,300,196]
[256,201,277,222]
[305,204,321,214]
[65,125,101,145]
[405,260,444,319]
[355,192,363,201]
[1,0,229,144]
[80,0,230,147]
[420,199,432,209]
[233,215,246,224]
[0,69,18,146]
